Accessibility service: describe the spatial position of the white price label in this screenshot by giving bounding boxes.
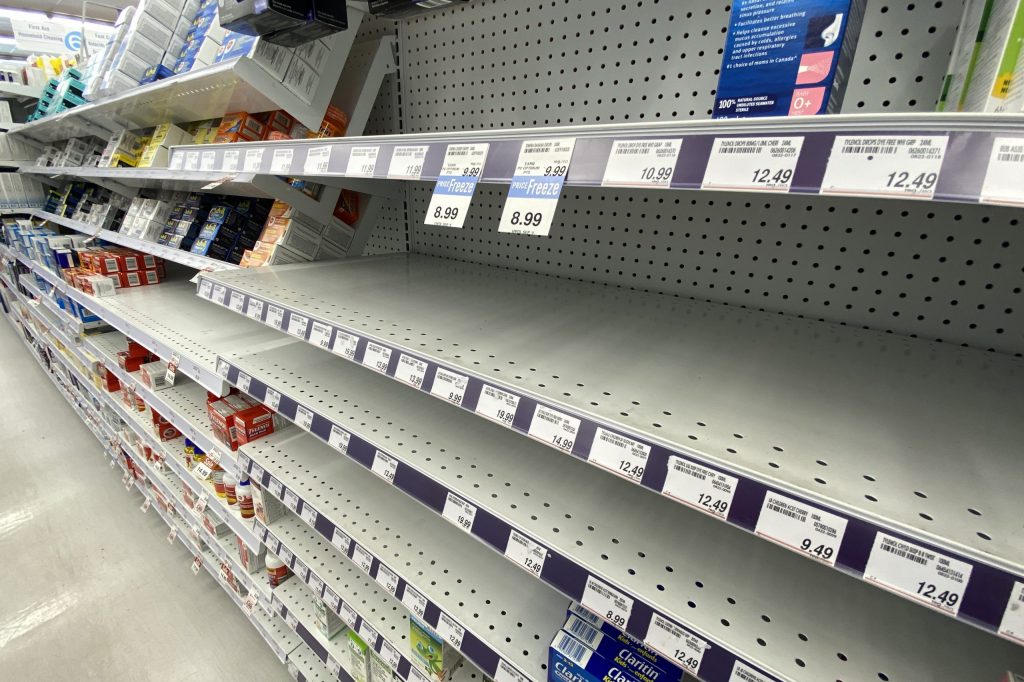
[980,137,1024,206]
[245,298,264,321]
[279,546,294,566]
[327,657,342,678]
[140,498,151,513]
[301,502,318,528]
[170,152,184,170]
[164,352,179,387]
[436,612,465,648]
[323,587,340,612]
[293,558,309,582]
[379,641,402,670]
[304,145,332,174]
[251,463,265,482]
[755,492,848,566]
[331,527,353,554]
[442,492,477,533]
[270,148,294,173]
[388,145,429,179]
[644,613,706,675]
[395,354,428,388]
[425,143,490,227]
[268,477,284,498]
[340,602,359,627]
[167,527,177,543]
[191,556,202,575]
[212,284,227,304]
[495,661,529,682]
[581,575,633,630]
[286,313,309,338]
[327,425,351,453]
[194,465,213,482]
[264,531,280,553]
[243,593,258,616]
[430,367,468,406]
[331,331,359,360]
[266,305,285,330]
[283,489,300,513]
[402,585,428,618]
[285,611,299,630]
[504,529,546,577]
[864,532,973,615]
[264,387,281,411]
[353,544,374,574]
[729,661,775,682]
[359,621,379,645]
[820,135,948,199]
[217,359,231,379]
[475,384,519,427]
[198,280,214,299]
[346,146,381,177]
[222,149,240,171]
[207,449,221,466]
[371,450,398,484]
[243,148,264,172]
[304,321,332,350]
[200,151,216,171]
[375,563,400,595]
[702,136,804,192]
[308,572,325,597]
[588,427,650,482]
[662,457,737,519]
[185,151,200,170]
[363,341,392,373]
[528,404,579,452]
[999,581,1024,644]
[229,292,245,313]
[498,138,576,236]
[602,139,682,188]
[295,404,314,432]
[237,372,252,394]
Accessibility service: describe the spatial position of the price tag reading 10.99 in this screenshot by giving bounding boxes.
[424,143,490,228]
[602,139,683,188]
[820,135,948,199]
[498,137,577,236]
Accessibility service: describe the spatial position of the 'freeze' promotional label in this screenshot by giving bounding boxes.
[528,405,579,453]
[346,146,381,177]
[754,492,847,566]
[588,427,649,482]
[498,138,576,236]
[863,532,972,616]
[980,137,1024,206]
[702,136,804,192]
[662,456,737,519]
[425,143,490,227]
[388,145,429,179]
[602,139,682,188]
[820,136,948,199]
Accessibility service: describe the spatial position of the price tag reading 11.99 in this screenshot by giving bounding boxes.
[819,135,948,199]
[424,143,490,228]
[602,139,682,188]
[498,137,577,236]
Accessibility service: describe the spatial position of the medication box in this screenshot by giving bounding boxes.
[565,603,675,676]
[409,616,463,681]
[561,615,678,682]
[549,630,647,682]
[960,0,1024,111]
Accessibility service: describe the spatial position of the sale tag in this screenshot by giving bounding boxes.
[229,292,245,313]
[245,298,264,321]
[295,405,314,431]
[353,544,374,574]
[200,151,216,171]
[496,661,528,682]
[662,457,738,520]
[222,149,240,171]
[581,575,633,630]
[270,148,294,173]
[504,529,546,577]
[702,136,804,192]
[864,532,973,615]
[388,145,429,179]
[286,313,309,338]
[644,613,706,675]
[363,341,392,373]
[164,352,179,387]
[283,489,300,513]
[755,492,847,566]
[475,384,520,427]
[301,502,318,528]
[185,151,200,170]
[331,527,353,554]
[442,492,477,533]
[402,584,428,618]
[999,581,1024,644]
[266,305,285,330]
[375,563,400,595]
[264,387,281,411]
[980,137,1024,206]
[395,354,428,388]
[498,138,576,236]
[341,602,359,627]
[237,372,252,395]
[729,662,776,682]
[425,143,490,227]
[436,612,465,648]
[327,424,351,453]
[588,427,649,482]
[371,450,398,484]
[528,404,579,453]
[379,641,402,670]
[243,148,264,172]
[820,135,948,199]
[602,139,682,188]
[331,331,359,360]
[430,367,468,406]
[304,146,332,174]
[346,146,381,177]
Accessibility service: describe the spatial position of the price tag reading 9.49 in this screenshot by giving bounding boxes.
[602,139,682,188]
[498,137,577,237]
[424,143,490,228]
[701,136,804,192]
[820,135,948,199]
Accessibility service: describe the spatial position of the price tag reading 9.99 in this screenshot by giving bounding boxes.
[498,137,577,237]
[424,143,490,228]
[820,135,948,199]
[602,139,682,188]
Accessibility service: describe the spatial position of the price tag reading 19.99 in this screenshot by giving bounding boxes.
[424,143,490,228]
[442,492,477,533]
[701,136,804,192]
[819,135,948,199]
[601,139,683,188]
[498,137,577,237]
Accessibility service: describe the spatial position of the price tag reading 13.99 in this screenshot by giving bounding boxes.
[424,143,490,228]
[602,139,682,188]
[820,135,948,199]
[498,137,577,236]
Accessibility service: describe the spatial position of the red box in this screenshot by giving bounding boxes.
[100,365,120,392]
[117,351,153,373]
[234,404,288,445]
[207,395,257,450]
[92,251,123,275]
[127,341,150,358]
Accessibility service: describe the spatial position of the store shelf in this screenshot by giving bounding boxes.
[198,254,1024,638]
[0,81,39,101]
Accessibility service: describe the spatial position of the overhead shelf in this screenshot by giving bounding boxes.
[197,254,1024,640]
[0,81,39,101]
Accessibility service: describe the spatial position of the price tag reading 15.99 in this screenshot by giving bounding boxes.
[820,135,948,199]
[424,143,490,228]
[498,137,577,237]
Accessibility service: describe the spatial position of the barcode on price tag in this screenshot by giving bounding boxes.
[430,368,468,406]
[331,331,359,360]
[475,384,519,427]
[388,145,429,179]
[251,463,265,481]
[425,143,490,228]
[863,532,972,615]
[602,139,682,188]
[295,404,314,431]
[286,312,309,338]
[229,292,245,313]
[436,612,465,648]
[223,149,240,171]
[498,137,576,236]
[304,146,332,174]
[588,427,649,482]
[644,613,706,675]
[237,372,252,394]
[185,151,199,170]
[375,563,400,595]
[353,544,374,574]
[359,620,379,645]
[395,354,428,388]
[285,610,299,630]
[755,492,847,566]
[581,575,633,629]
[820,135,948,199]
[200,151,216,171]
[347,146,381,177]
[402,584,428,618]
[243,148,264,172]
[323,587,340,612]
[662,457,738,519]
[245,298,264,321]
[212,284,227,304]
[504,529,546,577]
[264,387,281,411]
[999,581,1024,644]
[327,424,351,453]
[442,492,477,533]
[729,661,776,682]
[702,136,804,192]
[308,321,332,349]
[371,450,398,484]
[363,342,392,373]
[309,571,324,597]
[331,526,353,554]
[980,137,1024,206]
[270,148,294,173]
[496,660,529,682]
[528,404,579,452]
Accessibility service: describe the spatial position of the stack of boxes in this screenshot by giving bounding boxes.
[27,67,88,120]
[99,130,150,168]
[60,246,166,296]
[139,124,192,167]
[190,199,269,261]
[207,391,289,451]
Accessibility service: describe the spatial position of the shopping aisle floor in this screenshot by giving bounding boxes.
[0,317,288,681]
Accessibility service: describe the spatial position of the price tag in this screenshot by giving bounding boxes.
[167,527,177,543]
[285,611,299,630]
[395,354,428,388]
[323,587,341,612]
[212,284,227,304]
[729,662,775,682]
[270,148,294,174]
[170,153,184,170]
[194,465,213,483]
[379,641,402,670]
[644,613,706,675]
[191,556,202,575]
[353,544,374,574]
[228,292,245,313]
[266,305,285,330]
[375,563,400,595]
[388,145,429,179]
[163,352,179,387]
[278,545,294,566]
[237,372,252,394]
[200,151,216,171]
[301,502,318,528]
[251,463,265,482]
[346,146,381,177]
[362,341,392,373]
[999,581,1024,644]
[504,529,546,577]
[140,497,151,513]
[304,571,324,598]
[980,137,1024,206]
[268,477,284,498]
[327,424,351,453]
[243,148,264,172]
[755,492,848,566]
[304,145,332,174]
[286,313,309,338]
[308,321,333,349]
[498,138,576,236]
[217,358,231,379]
[340,601,359,627]
[475,384,519,427]
[430,368,468,406]
[327,657,342,678]
[371,450,398,484]
[185,151,200,171]
[820,135,948,199]
[121,471,131,487]
[331,331,359,360]
[702,136,804,192]
[245,298,264,321]
[442,492,477,533]
[331,527,352,554]
[295,404,314,431]
[528,404,579,453]
[359,620,379,645]
[662,457,737,520]
[588,427,649,482]
[602,139,682,188]
[402,584,428,618]
[198,280,214,299]
[264,387,281,411]
[283,489,300,513]
[436,612,465,648]
[293,558,309,582]
[243,592,258,616]
[581,575,633,630]
[495,661,529,682]
[863,532,972,615]
[424,143,490,227]
[222,149,240,171]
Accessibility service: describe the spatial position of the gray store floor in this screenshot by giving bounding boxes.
[0,313,288,681]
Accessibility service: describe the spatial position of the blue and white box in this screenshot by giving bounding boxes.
[550,630,648,682]
[562,616,678,682]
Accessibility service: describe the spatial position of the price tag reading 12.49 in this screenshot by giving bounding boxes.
[701,136,805,192]
[498,137,577,236]
[602,139,683,188]
[863,533,973,616]
[819,135,948,199]
[424,143,490,227]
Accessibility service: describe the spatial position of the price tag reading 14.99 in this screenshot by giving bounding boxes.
[424,143,490,228]
[820,135,948,199]
[498,137,576,237]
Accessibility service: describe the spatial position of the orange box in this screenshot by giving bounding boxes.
[234,404,288,445]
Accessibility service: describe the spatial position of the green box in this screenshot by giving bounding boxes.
[409,616,462,681]
[345,630,371,682]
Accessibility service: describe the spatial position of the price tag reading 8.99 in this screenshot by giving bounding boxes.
[602,139,682,188]
[498,137,577,237]
[424,143,490,228]
[581,575,633,630]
